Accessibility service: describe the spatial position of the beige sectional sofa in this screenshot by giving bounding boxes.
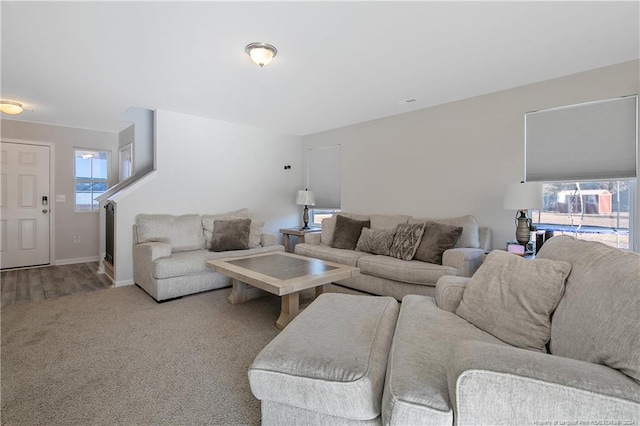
[132,209,283,301]
[294,212,491,300]
[250,236,640,424]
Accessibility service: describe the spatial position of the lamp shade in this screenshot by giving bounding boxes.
[503,182,543,210]
[296,190,316,206]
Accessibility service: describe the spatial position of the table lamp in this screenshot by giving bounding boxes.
[503,181,543,247]
[296,189,316,230]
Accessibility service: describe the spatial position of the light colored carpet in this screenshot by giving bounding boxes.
[1,285,298,425]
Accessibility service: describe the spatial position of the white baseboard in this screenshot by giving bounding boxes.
[114,279,134,287]
[54,256,100,266]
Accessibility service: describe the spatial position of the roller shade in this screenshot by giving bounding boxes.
[308,145,341,209]
[525,96,637,182]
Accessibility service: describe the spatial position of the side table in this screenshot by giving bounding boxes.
[279,227,321,253]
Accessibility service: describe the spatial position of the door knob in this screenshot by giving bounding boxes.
[42,209,48,213]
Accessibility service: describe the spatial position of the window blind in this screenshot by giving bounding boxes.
[307,145,341,209]
[525,96,637,182]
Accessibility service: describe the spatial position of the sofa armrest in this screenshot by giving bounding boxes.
[261,233,279,247]
[478,227,492,252]
[442,248,484,277]
[435,276,470,312]
[133,241,172,262]
[447,340,640,425]
[303,232,321,245]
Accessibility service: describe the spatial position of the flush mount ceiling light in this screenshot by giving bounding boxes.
[0,100,24,115]
[245,42,277,67]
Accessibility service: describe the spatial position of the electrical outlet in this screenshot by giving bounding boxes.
[73,235,80,244]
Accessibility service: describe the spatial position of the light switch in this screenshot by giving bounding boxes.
[56,195,66,202]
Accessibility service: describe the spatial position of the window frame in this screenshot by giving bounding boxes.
[532,179,636,250]
[524,96,638,252]
[309,209,340,227]
[74,148,110,213]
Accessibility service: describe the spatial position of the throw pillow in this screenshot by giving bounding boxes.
[413,221,463,264]
[331,215,371,250]
[409,214,479,248]
[210,218,251,252]
[455,250,571,352]
[202,208,251,250]
[320,216,336,246]
[356,228,396,256]
[249,220,265,248]
[389,223,426,261]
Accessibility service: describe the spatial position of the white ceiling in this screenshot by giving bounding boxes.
[2,1,639,136]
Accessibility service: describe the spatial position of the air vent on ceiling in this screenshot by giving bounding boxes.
[396,98,419,105]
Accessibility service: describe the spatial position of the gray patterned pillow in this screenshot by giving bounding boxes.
[356,228,396,256]
[389,223,426,261]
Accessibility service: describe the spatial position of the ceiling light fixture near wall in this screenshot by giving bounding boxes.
[245,42,277,67]
[0,100,24,115]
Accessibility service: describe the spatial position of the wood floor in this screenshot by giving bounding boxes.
[1,262,112,308]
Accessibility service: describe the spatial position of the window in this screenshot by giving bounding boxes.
[525,96,637,250]
[74,149,108,212]
[533,180,633,249]
[307,145,341,225]
[310,209,340,226]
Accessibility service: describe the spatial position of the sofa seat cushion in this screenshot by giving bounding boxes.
[382,295,507,425]
[152,245,283,279]
[357,255,459,286]
[249,293,400,421]
[295,243,370,267]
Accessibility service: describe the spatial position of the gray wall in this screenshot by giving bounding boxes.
[120,107,155,174]
[1,120,119,263]
[302,60,640,251]
[111,109,303,285]
[118,124,134,149]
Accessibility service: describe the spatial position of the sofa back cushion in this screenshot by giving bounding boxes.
[409,215,479,248]
[369,214,410,230]
[136,214,205,252]
[537,236,640,381]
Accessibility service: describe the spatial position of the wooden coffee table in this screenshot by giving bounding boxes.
[206,252,360,329]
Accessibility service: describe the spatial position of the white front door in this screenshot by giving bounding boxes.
[0,142,51,269]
